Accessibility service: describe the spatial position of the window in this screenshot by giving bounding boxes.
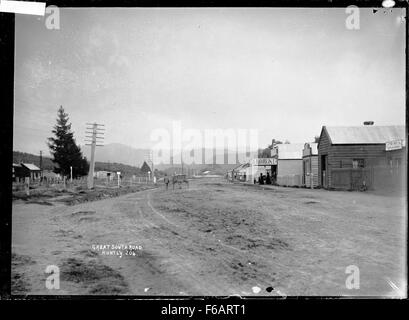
[352,159,365,168]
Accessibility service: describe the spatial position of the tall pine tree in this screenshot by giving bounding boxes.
[48,106,89,177]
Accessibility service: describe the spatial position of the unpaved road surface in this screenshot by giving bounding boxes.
[12,178,406,296]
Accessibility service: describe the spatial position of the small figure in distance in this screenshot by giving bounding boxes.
[164,174,170,190]
[266,172,271,185]
[259,173,264,185]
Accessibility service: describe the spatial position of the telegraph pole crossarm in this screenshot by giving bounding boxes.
[85,122,105,189]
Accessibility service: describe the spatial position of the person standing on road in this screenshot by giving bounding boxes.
[259,173,264,185]
[164,174,170,190]
[266,172,271,185]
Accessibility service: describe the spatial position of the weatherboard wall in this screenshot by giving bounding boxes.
[318,127,390,189]
[303,155,319,188]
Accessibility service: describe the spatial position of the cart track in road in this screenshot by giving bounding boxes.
[12,177,405,296]
[126,193,259,295]
[142,187,346,294]
[146,190,287,265]
[118,193,225,295]
[76,184,341,294]
[129,199,230,294]
[112,184,374,295]
[135,194,244,295]
[134,203,219,295]
[130,190,292,295]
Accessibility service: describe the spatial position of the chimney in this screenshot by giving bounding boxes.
[363,121,374,126]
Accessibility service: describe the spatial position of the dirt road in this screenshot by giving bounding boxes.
[12,178,406,296]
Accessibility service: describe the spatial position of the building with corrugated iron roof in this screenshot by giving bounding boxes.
[231,162,251,182]
[318,124,406,191]
[13,163,42,181]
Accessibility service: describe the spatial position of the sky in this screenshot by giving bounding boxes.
[13,7,406,157]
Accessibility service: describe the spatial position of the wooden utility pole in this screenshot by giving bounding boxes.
[39,150,43,182]
[151,151,154,178]
[85,123,105,189]
[181,152,184,174]
[148,149,154,178]
[39,150,43,171]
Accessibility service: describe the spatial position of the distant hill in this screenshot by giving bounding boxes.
[93,161,145,177]
[156,163,238,177]
[80,143,150,168]
[13,151,54,170]
[13,151,145,177]
[80,143,257,169]
[14,142,255,177]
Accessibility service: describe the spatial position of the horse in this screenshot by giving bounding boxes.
[172,174,189,190]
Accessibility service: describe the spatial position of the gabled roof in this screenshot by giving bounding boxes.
[324,125,405,144]
[277,144,304,159]
[21,163,41,171]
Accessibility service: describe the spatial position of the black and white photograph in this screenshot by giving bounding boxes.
[2,1,407,301]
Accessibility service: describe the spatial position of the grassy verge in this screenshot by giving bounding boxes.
[13,184,158,205]
[11,253,36,294]
[60,257,128,294]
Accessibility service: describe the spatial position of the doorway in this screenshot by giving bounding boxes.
[321,155,327,188]
[271,165,277,184]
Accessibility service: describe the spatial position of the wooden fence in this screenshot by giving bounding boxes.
[13,175,155,193]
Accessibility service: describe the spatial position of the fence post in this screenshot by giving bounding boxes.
[25,177,30,196]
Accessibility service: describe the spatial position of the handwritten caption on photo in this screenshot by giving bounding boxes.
[91,244,143,258]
